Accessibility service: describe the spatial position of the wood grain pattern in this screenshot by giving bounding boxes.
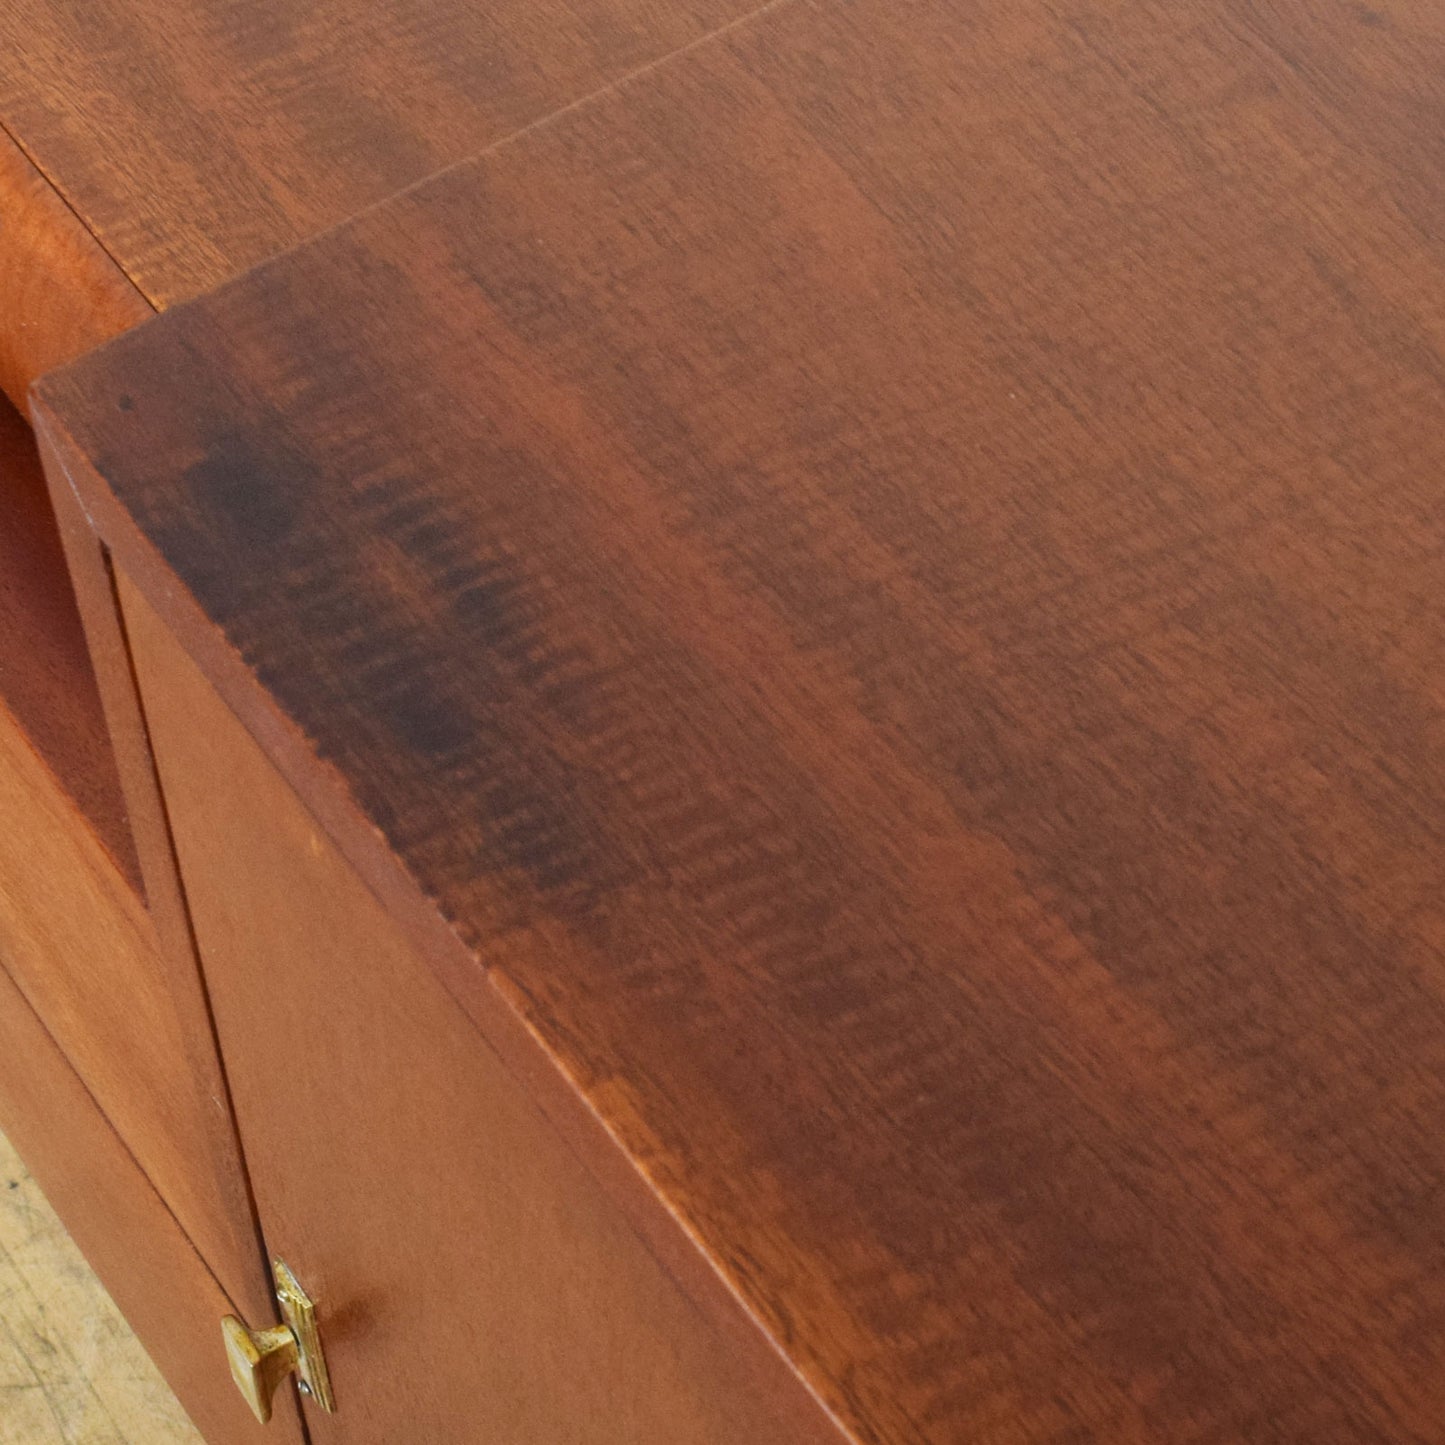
[37,0,1445,1439]
[120,567,841,1445]
[0,954,305,1445]
[0,122,150,412]
[0,0,774,308]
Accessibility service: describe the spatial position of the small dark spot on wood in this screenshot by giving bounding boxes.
[370,675,481,762]
[182,426,309,553]
[451,571,520,641]
[117,394,134,412]
[1356,6,1387,25]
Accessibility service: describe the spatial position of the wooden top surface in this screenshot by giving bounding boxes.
[0,0,759,306]
[38,0,1445,1438]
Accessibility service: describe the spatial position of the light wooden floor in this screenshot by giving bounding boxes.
[0,1128,201,1444]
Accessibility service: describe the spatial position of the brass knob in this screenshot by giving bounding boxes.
[221,1316,298,1422]
[221,1259,336,1423]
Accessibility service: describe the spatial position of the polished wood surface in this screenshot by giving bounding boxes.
[0,123,150,412]
[0,958,305,1445]
[35,0,1445,1439]
[120,569,839,1445]
[0,0,771,308]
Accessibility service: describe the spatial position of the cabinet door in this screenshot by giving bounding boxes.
[117,569,809,1443]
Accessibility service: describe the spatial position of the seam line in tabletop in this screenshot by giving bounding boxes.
[448,0,810,162]
[4,0,808,321]
[139,0,813,313]
[0,113,159,323]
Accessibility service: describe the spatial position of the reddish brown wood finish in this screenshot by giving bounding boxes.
[0,676,262,1319]
[0,122,150,411]
[0,48,273,1343]
[35,0,1445,1440]
[0,390,132,868]
[39,419,278,1326]
[0,952,305,1445]
[0,0,772,307]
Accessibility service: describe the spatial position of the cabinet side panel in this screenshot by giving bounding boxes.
[36,420,278,1324]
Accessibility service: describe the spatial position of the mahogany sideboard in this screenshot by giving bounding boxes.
[4,1,1445,1441]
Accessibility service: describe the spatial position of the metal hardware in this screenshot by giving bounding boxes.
[221,1259,336,1423]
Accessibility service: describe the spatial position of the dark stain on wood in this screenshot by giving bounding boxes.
[181,428,309,556]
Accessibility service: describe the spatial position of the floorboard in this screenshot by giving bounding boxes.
[0,1128,201,1444]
